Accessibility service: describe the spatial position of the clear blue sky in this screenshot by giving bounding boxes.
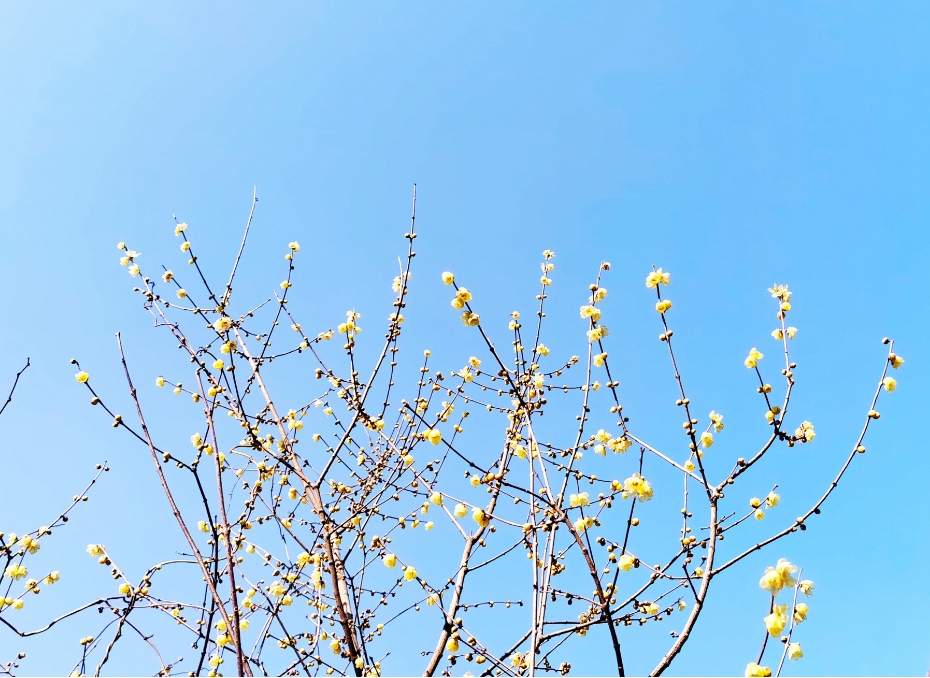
[0,2,927,676]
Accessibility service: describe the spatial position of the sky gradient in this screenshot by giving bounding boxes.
[0,2,927,675]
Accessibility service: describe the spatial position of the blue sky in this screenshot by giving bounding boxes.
[0,2,927,676]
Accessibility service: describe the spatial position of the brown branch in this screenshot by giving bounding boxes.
[115,334,239,656]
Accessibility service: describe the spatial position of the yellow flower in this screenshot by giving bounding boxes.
[787,642,803,660]
[890,354,905,369]
[86,544,105,557]
[43,571,60,585]
[744,663,771,677]
[767,284,791,302]
[11,599,23,610]
[18,535,40,554]
[771,329,784,341]
[118,242,126,249]
[655,299,672,313]
[174,223,188,236]
[472,508,489,527]
[882,377,897,392]
[645,268,671,289]
[764,604,789,636]
[177,289,187,298]
[709,410,724,432]
[75,371,89,383]
[700,431,713,448]
[799,580,814,596]
[759,568,782,595]
[198,521,210,533]
[786,327,797,339]
[574,516,595,533]
[128,265,140,277]
[442,272,454,285]
[425,429,442,445]
[745,348,764,369]
[288,241,300,252]
[765,493,780,508]
[162,271,174,284]
[280,281,292,289]
[754,509,765,520]
[404,567,417,581]
[617,554,634,571]
[760,558,799,596]
[586,326,609,342]
[119,583,131,595]
[593,352,607,367]
[209,654,223,669]
[461,311,480,326]
[590,287,608,303]
[213,317,232,333]
[776,559,798,589]
[537,345,550,356]
[623,473,654,502]
[795,421,815,443]
[447,638,460,652]
[684,460,695,472]
[213,359,223,369]
[608,436,632,454]
[3,564,27,581]
[569,492,590,507]
[454,503,468,518]
[580,305,602,322]
[794,602,808,623]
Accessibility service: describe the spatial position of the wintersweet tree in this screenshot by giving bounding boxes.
[0,189,903,677]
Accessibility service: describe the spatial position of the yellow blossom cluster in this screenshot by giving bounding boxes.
[759,558,798,596]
